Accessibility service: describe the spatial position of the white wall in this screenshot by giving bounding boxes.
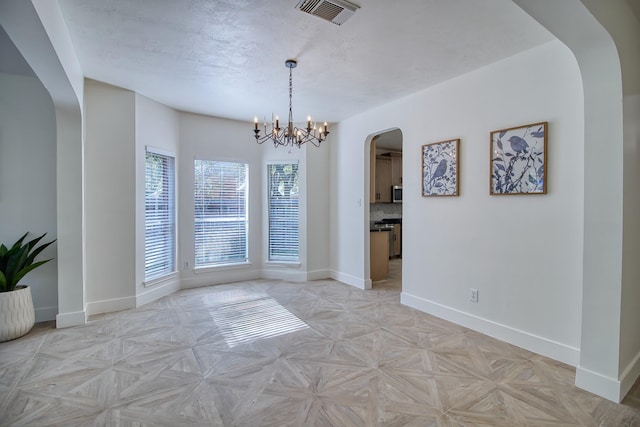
[0,73,58,321]
[329,117,369,288]
[331,40,584,365]
[84,84,186,314]
[21,0,86,325]
[178,113,263,288]
[36,0,87,326]
[134,94,181,305]
[306,138,331,279]
[85,83,183,314]
[621,93,640,393]
[84,79,136,313]
[583,0,640,399]
[581,0,640,96]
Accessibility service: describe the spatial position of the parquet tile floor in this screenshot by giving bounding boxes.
[1,259,639,426]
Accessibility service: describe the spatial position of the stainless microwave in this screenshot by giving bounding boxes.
[392,185,402,203]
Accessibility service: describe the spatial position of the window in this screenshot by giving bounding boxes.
[194,160,248,267]
[268,162,299,261]
[145,149,176,280]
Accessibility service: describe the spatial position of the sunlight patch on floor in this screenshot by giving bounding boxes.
[209,291,308,348]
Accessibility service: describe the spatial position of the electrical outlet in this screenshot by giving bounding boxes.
[184,261,190,269]
[469,288,479,303]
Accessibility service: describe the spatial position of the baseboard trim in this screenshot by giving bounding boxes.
[620,349,640,401]
[261,268,308,282]
[86,295,136,316]
[180,269,261,289]
[56,310,86,328]
[307,269,331,281]
[137,279,180,307]
[330,270,366,289]
[35,305,58,322]
[576,366,621,403]
[401,292,580,367]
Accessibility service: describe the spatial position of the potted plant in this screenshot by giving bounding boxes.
[0,232,55,342]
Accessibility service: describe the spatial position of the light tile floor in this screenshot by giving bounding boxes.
[1,261,639,426]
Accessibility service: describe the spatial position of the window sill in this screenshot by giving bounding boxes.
[265,261,301,268]
[193,261,252,274]
[143,271,179,288]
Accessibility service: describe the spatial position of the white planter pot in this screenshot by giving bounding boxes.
[0,285,35,342]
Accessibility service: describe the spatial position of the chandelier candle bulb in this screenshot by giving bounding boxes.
[254,116,258,130]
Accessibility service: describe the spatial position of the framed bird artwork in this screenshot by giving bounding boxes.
[490,122,548,195]
[422,139,460,197]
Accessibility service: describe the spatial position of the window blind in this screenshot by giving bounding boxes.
[194,160,248,267]
[268,163,299,261]
[145,150,176,280]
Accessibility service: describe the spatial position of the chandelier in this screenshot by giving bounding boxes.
[253,59,329,148]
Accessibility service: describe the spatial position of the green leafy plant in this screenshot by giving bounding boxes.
[0,232,56,293]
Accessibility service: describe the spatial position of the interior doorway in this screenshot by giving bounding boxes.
[366,128,403,291]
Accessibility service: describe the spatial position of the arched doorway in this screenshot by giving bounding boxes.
[365,128,403,290]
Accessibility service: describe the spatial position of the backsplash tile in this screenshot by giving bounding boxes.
[370,203,402,222]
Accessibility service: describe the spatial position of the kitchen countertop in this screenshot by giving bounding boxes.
[370,223,394,232]
[370,219,400,232]
[379,218,402,224]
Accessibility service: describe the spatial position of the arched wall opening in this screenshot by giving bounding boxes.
[514,0,639,402]
[363,128,403,290]
[0,0,86,327]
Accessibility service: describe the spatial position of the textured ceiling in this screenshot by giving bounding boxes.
[57,0,554,124]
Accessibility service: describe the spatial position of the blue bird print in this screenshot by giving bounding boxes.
[429,159,448,185]
[508,136,529,154]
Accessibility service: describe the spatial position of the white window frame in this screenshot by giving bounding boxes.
[194,159,249,269]
[144,146,177,283]
[267,161,300,263]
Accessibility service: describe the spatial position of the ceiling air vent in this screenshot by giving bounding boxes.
[295,0,360,25]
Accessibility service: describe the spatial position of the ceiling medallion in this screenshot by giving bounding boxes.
[253,59,329,148]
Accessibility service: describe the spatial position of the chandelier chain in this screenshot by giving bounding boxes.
[288,65,293,129]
